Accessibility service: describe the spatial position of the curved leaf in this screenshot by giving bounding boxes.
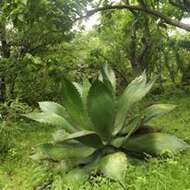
[62,78,88,129]
[114,72,155,135]
[98,152,127,186]
[53,130,103,148]
[99,64,116,94]
[121,115,142,135]
[143,104,176,123]
[81,79,93,128]
[111,116,142,148]
[73,80,91,106]
[39,101,65,115]
[123,133,189,156]
[73,80,93,128]
[87,80,115,141]
[38,101,72,121]
[111,137,125,148]
[31,142,95,161]
[23,112,76,133]
[81,79,91,106]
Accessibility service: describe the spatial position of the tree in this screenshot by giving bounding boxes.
[79,0,190,31]
[72,0,190,87]
[0,0,92,102]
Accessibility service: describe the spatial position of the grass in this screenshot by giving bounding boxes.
[0,92,190,190]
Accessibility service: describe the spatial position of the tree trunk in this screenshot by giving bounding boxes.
[0,78,6,102]
[0,22,11,102]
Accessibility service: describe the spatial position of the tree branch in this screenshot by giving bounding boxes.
[76,5,190,31]
[169,0,190,12]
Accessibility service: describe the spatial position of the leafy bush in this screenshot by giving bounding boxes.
[24,64,189,185]
[0,99,32,158]
[0,98,32,120]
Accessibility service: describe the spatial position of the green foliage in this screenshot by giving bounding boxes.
[0,92,190,190]
[0,121,17,159]
[124,133,189,156]
[99,64,116,94]
[96,152,127,186]
[88,80,115,141]
[25,112,75,132]
[1,0,190,108]
[31,142,95,162]
[62,78,88,130]
[53,130,103,148]
[0,0,94,105]
[23,65,189,185]
[143,104,177,123]
[0,98,32,120]
[114,72,156,135]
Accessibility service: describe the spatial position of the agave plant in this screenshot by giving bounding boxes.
[24,64,189,184]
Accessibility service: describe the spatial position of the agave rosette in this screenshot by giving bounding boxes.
[24,64,189,184]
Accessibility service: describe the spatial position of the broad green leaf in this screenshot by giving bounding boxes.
[111,116,142,148]
[114,72,155,135]
[63,167,89,189]
[98,152,127,186]
[74,80,93,128]
[87,80,115,141]
[81,79,91,106]
[81,79,93,128]
[123,133,189,156]
[38,101,71,121]
[31,142,95,161]
[120,115,142,135]
[111,136,126,148]
[23,112,76,133]
[39,101,66,114]
[73,80,91,106]
[99,64,116,94]
[62,78,87,129]
[53,130,103,148]
[143,104,176,123]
